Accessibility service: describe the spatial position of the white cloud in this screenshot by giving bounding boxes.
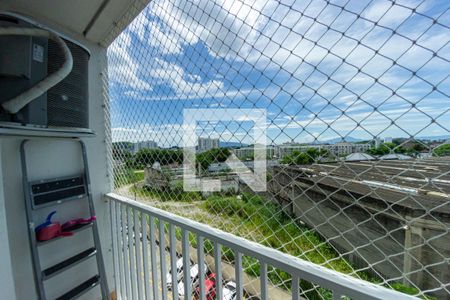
[109,0,449,144]
[146,58,225,99]
[130,12,184,55]
[111,0,446,105]
[108,32,152,90]
[149,0,273,58]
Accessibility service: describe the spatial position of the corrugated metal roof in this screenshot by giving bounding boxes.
[345,153,376,161]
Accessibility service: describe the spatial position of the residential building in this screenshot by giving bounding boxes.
[327,142,371,157]
[197,137,219,152]
[133,140,158,153]
[275,144,323,158]
[275,143,371,159]
[233,145,275,159]
[374,137,382,148]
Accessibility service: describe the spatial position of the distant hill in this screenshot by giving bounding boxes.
[316,135,450,144]
[314,136,365,144]
[417,135,450,141]
[220,141,248,148]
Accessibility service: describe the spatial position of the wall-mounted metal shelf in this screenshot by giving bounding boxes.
[21,140,109,300]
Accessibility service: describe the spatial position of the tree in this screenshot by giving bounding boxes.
[112,142,133,160]
[434,144,450,157]
[366,142,405,156]
[281,148,327,165]
[134,148,183,168]
[196,148,231,171]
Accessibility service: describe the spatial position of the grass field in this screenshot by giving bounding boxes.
[114,168,145,187]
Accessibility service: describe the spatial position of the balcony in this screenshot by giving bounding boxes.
[0,0,449,299]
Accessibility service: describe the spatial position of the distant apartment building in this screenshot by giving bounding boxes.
[275,144,323,158]
[197,137,219,152]
[332,142,353,156]
[133,140,158,153]
[233,147,253,159]
[274,142,371,159]
[327,142,371,157]
[354,143,372,154]
[233,145,275,159]
[374,137,382,148]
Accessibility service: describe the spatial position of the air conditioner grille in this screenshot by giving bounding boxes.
[47,39,89,128]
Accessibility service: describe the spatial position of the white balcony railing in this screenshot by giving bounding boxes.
[107,193,417,300]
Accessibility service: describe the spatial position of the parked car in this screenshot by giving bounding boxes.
[166,257,185,290]
[177,263,208,296]
[194,273,216,300]
[222,281,237,300]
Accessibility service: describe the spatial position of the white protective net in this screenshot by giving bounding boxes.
[106,0,450,299]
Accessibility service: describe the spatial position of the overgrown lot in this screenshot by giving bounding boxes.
[129,186,430,300]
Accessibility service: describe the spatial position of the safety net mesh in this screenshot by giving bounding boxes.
[106,0,450,299]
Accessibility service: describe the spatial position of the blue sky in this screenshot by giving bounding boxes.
[108,0,450,147]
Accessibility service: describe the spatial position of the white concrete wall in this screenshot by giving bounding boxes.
[0,11,114,300]
[0,140,17,300]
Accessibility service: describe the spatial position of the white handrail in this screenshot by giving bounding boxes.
[107,192,418,300]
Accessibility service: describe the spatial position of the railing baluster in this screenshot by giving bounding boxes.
[117,203,125,299]
[159,221,168,300]
[260,261,268,300]
[110,200,121,299]
[128,206,137,299]
[122,204,131,300]
[150,215,159,300]
[182,229,191,299]
[134,211,143,299]
[235,251,243,300]
[215,242,222,300]
[292,274,299,300]
[169,224,179,300]
[197,236,206,300]
[142,213,151,300]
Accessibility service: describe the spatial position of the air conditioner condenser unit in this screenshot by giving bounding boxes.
[0,14,90,131]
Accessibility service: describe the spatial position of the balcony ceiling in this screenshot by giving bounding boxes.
[0,0,149,46]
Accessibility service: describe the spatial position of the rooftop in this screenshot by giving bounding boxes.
[275,157,450,219]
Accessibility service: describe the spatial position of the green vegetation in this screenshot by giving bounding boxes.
[134,148,183,169]
[112,142,134,167]
[114,168,144,187]
[113,147,232,187]
[366,141,428,156]
[389,283,433,299]
[196,148,231,171]
[213,194,433,299]
[150,190,433,300]
[133,169,145,181]
[433,143,450,156]
[203,193,358,269]
[128,147,231,171]
[281,148,328,165]
[366,142,406,156]
[131,182,203,202]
